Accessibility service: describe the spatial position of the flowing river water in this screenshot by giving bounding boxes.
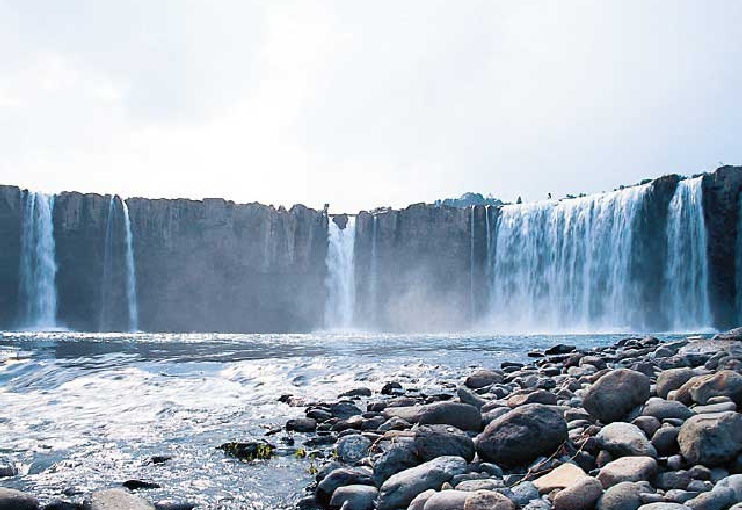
[0,331,688,509]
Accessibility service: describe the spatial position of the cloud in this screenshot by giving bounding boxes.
[0,1,741,211]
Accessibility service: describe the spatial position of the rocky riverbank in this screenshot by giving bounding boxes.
[4,331,742,510]
[283,330,742,510]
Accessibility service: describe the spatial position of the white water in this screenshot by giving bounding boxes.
[369,215,378,325]
[489,184,650,331]
[324,217,356,328]
[99,197,116,330]
[18,191,57,329]
[122,200,139,332]
[665,177,711,329]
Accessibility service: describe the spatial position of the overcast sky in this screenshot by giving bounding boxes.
[1,1,741,212]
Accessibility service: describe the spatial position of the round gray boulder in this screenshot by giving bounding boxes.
[584,370,651,423]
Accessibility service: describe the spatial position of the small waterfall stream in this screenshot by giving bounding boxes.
[324,217,356,329]
[122,200,139,332]
[18,191,57,329]
[665,177,711,330]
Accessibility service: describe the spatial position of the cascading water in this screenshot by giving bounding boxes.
[665,177,711,330]
[99,196,116,330]
[469,206,475,321]
[122,200,139,332]
[324,217,356,329]
[369,215,378,326]
[18,191,58,329]
[489,184,650,332]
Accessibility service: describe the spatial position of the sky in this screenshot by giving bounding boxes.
[1,1,741,212]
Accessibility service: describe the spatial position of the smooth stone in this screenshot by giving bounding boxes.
[423,489,469,510]
[654,471,691,490]
[466,370,505,389]
[329,485,378,510]
[509,481,540,506]
[691,402,737,414]
[463,490,517,510]
[508,390,558,408]
[598,483,642,510]
[652,427,680,456]
[409,490,436,510]
[316,467,375,504]
[642,399,694,421]
[373,443,420,485]
[657,370,696,399]
[413,424,476,462]
[584,370,651,423]
[637,504,690,510]
[534,463,591,493]
[715,474,742,502]
[458,387,487,409]
[554,477,603,510]
[674,372,742,406]
[634,416,662,438]
[0,488,39,510]
[598,457,658,488]
[475,404,567,467]
[383,402,483,431]
[685,487,735,510]
[678,412,742,466]
[377,456,468,510]
[85,489,154,510]
[597,422,658,457]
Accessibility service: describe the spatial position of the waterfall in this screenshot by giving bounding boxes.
[122,200,139,332]
[665,177,711,330]
[369,214,378,326]
[324,217,356,329]
[18,191,57,329]
[489,184,650,332]
[99,196,116,330]
[469,206,475,321]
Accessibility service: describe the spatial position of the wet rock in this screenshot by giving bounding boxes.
[0,463,18,478]
[339,388,372,398]
[634,416,662,438]
[678,412,742,466]
[534,463,591,493]
[465,370,505,389]
[377,456,468,510]
[373,443,420,485]
[715,474,742,501]
[85,489,154,510]
[329,485,377,510]
[642,399,694,421]
[584,370,651,423]
[316,467,375,504]
[287,417,318,432]
[546,344,577,356]
[0,488,39,510]
[464,490,517,510]
[598,481,642,510]
[458,387,486,409]
[44,501,83,510]
[653,471,691,490]
[122,480,161,490]
[216,441,275,460]
[598,457,658,488]
[413,424,476,462]
[476,404,567,467]
[337,435,372,463]
[554,477,604,510]
[381,382,404,395]
[597,422,658,457]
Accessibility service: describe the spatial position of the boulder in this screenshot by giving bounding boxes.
[465,370,505,389]
[657,369,696,399]
[715,474,742,502]
[507,390,558,408]
[675,372,742,406]
[413,425,476,462]
[476,404,567,467]
[651,427,680,456]
[423,489,469,510]
[598,481,642,510]
[373,443,420,486]
[377,456,468,510]
[584,370,651,423]
[85,489,154,510]
[597,422,658,457]
[383,402,482,431]
[0,489,39,510]
[317,467,375,504]
[685,487,735,510]
[678,412,742,466]
[554,477,604,510]
[329,485,378,510]
[464,490,517,510]
[597,457,658,488]
[641,399,694,421]
[534,463,591,493]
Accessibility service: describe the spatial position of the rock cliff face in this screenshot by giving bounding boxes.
[0,166,740,333]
